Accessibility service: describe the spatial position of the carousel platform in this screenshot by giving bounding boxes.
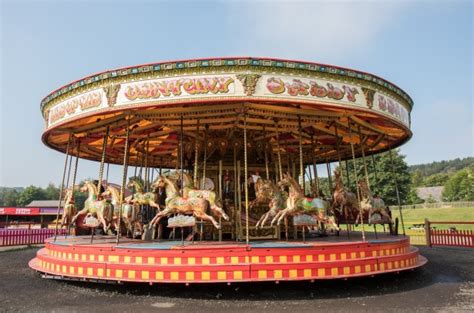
[29,232,426,284]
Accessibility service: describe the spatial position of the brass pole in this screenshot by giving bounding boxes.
[389,149,406,235]
[193,119,200,187]
[348,121,365,241]
[345,159,351,190]
[180,115,184,197]
[237,160,242,240]
[233,145,239,240]
[275,121,283,181]
[298,115,305,191]
[326,161,333,195]
[54,132,72,242]
[144,135,149,191]
[358,126,370,189]
[334,125,343,177]
[372,154,378,185]
[311,134,319,196]
[117,117,131,244]
[202,124,208,189]
[263,125,270,180]
[71,140,80,190]
[97,126,110,199]
[65,152,73,190]
[243,114,249,245]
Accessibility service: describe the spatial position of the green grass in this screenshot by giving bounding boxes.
[392,207,474,231]
[348,207,474,232]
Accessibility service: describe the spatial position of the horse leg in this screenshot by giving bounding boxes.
[277,209,290,226]
[195,210,220,229]
[211,205,229,221]
[71,209,88,224]
[270,210,284,226]
[256,211,268,229]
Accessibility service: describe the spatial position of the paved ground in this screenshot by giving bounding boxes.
[0,246,472,313]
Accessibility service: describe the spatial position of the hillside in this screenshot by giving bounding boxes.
[409,157,474,176]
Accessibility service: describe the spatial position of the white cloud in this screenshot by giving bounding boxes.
[228,0,410,62]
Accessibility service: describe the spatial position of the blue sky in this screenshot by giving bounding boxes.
[0,0,472,187]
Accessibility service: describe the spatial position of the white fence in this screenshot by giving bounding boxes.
[390,201,474,210]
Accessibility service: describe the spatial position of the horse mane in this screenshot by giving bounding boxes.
[130,177,144,191]
[106,185,120,202]
[287,175,303,195]
[358,180,371,199]
[84,181,98,195]
[162,176,179,195]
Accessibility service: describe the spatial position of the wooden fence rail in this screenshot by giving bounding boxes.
[0,228,66,247]
[425,219,474,248]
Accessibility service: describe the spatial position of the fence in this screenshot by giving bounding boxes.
[391,201,474,211]
[425,220,474,248]
[0,228,67,247]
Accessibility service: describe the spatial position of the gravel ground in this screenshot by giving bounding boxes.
[0,246,472,313]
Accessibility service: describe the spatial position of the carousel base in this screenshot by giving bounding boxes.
[29,232,426,284]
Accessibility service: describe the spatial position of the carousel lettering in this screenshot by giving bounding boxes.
[124,77,234,101]
[377,94,409,124]
[49,92,102,124]
[266,77,359,102]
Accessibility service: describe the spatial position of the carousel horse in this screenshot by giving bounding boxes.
[171,171,229,221]
[149,175,220,229]
[357,180,393,225]
[102,185,143,237]
[249,177,272,209]
[255,180,287,229]
[126,177,161,209]
[270,173,339,231]
[60,187,77,229]
[332,169,359,220]
[71,181,113,233]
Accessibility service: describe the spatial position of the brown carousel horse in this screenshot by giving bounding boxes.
[102,185,143,237]
[71,181,113,233]
[149,175,220,229]
[332,169,359,221]
[171,171,229,221]
[271,173,339,230]
[60,187,77,230]
[255,180,287,229]
[357,180,393,225]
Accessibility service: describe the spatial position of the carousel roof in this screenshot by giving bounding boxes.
[40,57,413,168]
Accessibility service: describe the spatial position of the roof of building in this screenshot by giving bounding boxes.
[26,200,64,208]
[416,186,444,202]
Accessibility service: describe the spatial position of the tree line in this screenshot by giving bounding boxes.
[1,152,472,207]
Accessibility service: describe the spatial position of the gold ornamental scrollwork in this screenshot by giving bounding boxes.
[237,74,261,96]
[103,84,121,107]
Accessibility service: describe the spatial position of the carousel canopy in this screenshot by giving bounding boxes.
[40,57,413,168]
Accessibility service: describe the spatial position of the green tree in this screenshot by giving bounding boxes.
[339,149,412,205]
[17,185,46,206]
[407,188,424,205]
[0,189,20,206]
[443,165,474,201]
[411,169,424,187]
[44,183,60,200]
[423,173,450,187]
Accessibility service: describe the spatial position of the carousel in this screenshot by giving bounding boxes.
[29,57,426,284]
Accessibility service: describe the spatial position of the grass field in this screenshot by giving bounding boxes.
[392,207,474,231]
[348,207,474,232]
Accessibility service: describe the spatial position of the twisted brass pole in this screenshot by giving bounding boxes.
[54,132,72,242]
[298,115,304,191]
[193,119,200,187]
[244,114,249,245]
[117,118,131,244]
[311,134,319,196]
[263,125,270,180]
[348,121,365,241]
[275,120,283,181]
[97,126,110,199]
[389,149,406,236]
[202,124,208,189]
